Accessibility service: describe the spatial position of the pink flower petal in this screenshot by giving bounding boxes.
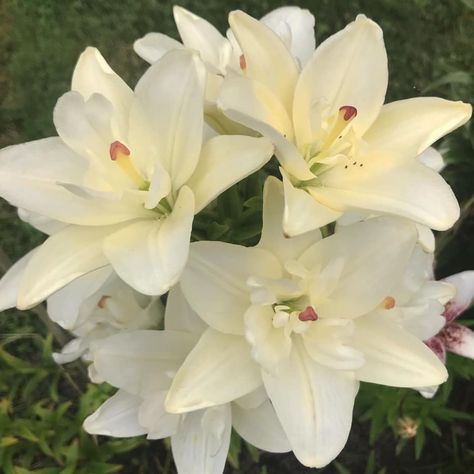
[425,336,446,363]
[441,323,474,359]
[442,271,474,323]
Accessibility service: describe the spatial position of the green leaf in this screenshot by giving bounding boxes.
[415,424,426,460]
[227,431,242,469]
[365,450,376,474]
[334,461,352,474]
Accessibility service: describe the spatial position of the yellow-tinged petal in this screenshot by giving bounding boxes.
[229,10,299,114]
[353,313,448,387]
[218,75,313,181]
[17,225,115,309]
[364,97,472,157]
[173,6,232,73]
[318,153,460,230]
[262,341,358,468]
[165,328,262,413]
[281,169,342,236]
[133,49,206,190]
[103,187,195,296]
[294,14,387,147]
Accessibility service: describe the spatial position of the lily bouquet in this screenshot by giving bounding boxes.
[0,5,472,472]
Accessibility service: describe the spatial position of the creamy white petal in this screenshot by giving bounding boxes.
[353,313,448,387]
[133,49,206,189]
[443,271,474,322]
[53,337,88,364]
[417,147,445,172]
[262,341,358,467]
[416,224,436,253]
[303,320,365,370]
[244,305,292,371]
[90,330,197,396]
[134,32,184,64]
[234,386,268,410]
[72,49,133,142]
[166,328,261,413]
[83,390,146,437]
[229,10,299,113]
[301,217,417,318]
[18,208,66,235]
[0,137,150,224]
[164,285,208,335]
[364,98,472,157]
[17,226,114,309]
[138,392,180,439]
[72,47,133,111]
[172,405,231,474]
[294,14,387,146]
[258,176,322,260]
[180,241,282,335]
[218,75,314,181]
[47,266,112,329]
[104,187,194,296]
[282,170,342,236]
[187,135,273,213]
[261,6,315,67]
[318,153,460,231]
[397,302,445,341]
[173,6,231,73]
[0,248,36,311]
[232,399,290,453]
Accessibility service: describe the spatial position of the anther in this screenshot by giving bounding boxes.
[97,295,110,309]
[383,296,396,309]
[239,54,247,70]
[110,141,130,161]
[298,306,318,322]
[109,140,145,188]
[339,105,358,121]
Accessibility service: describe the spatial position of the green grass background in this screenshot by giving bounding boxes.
[0,0,473,473]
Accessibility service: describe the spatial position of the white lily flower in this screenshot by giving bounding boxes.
[0,252,162,363]
[167,177,448,468]
[134,6,315,71]
[0,47,273,308]
[134,6,315,134]
[84,286,290,473]
[218,11,472,235]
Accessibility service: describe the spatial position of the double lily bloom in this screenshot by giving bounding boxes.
[165,178,449,467]
[84,286,290,473]
[0,47,273,306]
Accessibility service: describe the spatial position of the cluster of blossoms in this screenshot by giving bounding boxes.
[0,5,473,472]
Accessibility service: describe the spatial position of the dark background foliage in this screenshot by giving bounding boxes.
[0,0,473,473]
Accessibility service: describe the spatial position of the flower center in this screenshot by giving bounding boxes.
[305,105,358,173]
[109,141,146,189]
[272,301,318,335]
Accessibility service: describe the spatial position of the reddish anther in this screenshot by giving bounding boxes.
[383,296,396,310]
[339,105,358,121]
[298,306,318,322]
[239,54,247,70]
[110,141,131,161]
